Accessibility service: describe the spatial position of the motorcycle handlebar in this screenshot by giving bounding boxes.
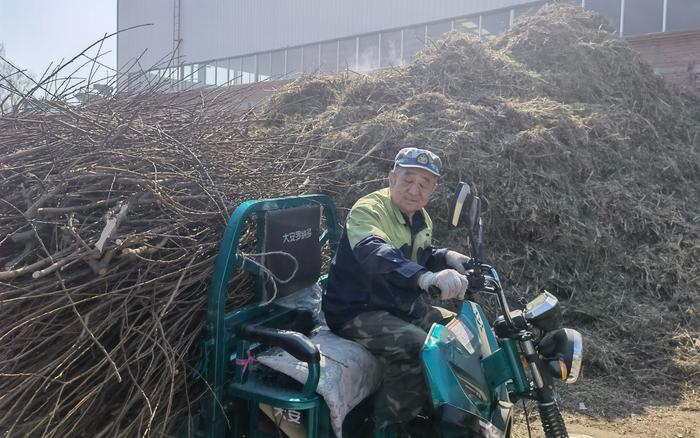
[464,264,516,329]
[429,263,516,330]
[428,271,484,297]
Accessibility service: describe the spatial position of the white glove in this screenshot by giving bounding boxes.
[445,250,471,274]
[418,269,469,300]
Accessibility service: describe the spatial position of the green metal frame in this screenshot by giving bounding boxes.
[201,194,341,438]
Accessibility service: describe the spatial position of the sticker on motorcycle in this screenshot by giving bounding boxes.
[446,318,476,355]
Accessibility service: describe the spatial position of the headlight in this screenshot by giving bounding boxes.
[538,328,584,383]
[567,329,583,383]
[524,291,563,332]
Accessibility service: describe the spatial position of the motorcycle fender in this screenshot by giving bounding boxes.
[421,301,515,436]
[422,323,490,417]
[422,301,499,418]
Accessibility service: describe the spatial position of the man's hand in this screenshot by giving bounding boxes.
[418,269,469,300]
[445,250,471,274]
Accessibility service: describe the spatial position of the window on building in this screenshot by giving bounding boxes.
[144,72,154,88]
[481,10,510,39]
[454,16,479,36]
[403,24,426,60]
[194,64,205,85]
[150,71,160,88]
[667,0,700,32]
[216,60,228,85]
[167,67,179,83]
[585,0,621,31]
[205,64,216,85]
[228,58,241,85]
[358,34,379,71]
[303,44,320,74]
[151,69,165,84]
[257,53,271,81]
[271,50,285,78]
[286,47,302,76]
[380,30,402,67]
[338,37,357,70]
[182,64,193,87]
[427,20,452,43]
[623,0,663,36]
[320,41,338,73]
[241,55,256,83]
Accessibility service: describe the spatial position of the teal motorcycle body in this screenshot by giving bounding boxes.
[417,181,583,438]
[422,300,516,437]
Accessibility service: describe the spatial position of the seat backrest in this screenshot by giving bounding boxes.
[260,205,321,301]
[206,194,340,332]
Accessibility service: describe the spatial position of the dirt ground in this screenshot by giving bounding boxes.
[511,380,699,438]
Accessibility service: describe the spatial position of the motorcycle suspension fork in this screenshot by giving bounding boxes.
[521,339,569,438]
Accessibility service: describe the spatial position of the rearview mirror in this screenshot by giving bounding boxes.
[448,182,471,228]
[448,182,485,232]
[447,182,486,260]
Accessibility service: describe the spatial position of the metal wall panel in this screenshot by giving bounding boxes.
[181,0,528,61]
[118,0,535,71]
[117,0,175,71]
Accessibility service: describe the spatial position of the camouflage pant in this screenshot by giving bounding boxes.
[336,306,455,428]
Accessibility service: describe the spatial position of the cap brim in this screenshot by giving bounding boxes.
[396,163,441,177]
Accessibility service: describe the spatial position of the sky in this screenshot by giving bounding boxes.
[0,0,116,84]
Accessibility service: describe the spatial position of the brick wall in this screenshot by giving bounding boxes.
[626,30,700,91]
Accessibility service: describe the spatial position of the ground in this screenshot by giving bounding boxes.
[511,381,700,438]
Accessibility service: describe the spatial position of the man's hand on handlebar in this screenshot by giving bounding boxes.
[445,249,485,295]
[418,269,469,300]
[445,250,472,274]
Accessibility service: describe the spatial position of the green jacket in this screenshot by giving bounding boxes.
[323,188,448,331]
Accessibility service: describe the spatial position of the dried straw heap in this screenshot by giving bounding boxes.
[0,4,698,436]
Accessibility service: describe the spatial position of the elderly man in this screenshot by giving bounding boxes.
[322,147,471,433]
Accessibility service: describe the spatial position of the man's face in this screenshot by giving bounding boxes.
[388,167,438,217]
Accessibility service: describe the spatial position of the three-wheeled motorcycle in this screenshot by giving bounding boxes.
[189,182,583,437]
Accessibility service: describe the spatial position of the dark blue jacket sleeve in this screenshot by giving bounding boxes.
[352,236,425,290]
[426,247,449,272]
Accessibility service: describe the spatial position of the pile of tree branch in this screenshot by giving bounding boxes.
[0,83,315,436]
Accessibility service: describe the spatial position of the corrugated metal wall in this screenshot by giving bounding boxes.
[117,0,175,71]
[118,0,531,71]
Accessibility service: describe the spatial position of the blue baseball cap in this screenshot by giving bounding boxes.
[393,147,442,177]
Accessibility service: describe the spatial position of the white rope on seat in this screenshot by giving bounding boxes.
[237,250,299,306]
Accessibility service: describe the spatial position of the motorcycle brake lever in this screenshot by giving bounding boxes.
[462,259,482,272]
[466,272,485,293]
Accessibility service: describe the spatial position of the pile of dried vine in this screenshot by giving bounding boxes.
[257,3,700,414]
